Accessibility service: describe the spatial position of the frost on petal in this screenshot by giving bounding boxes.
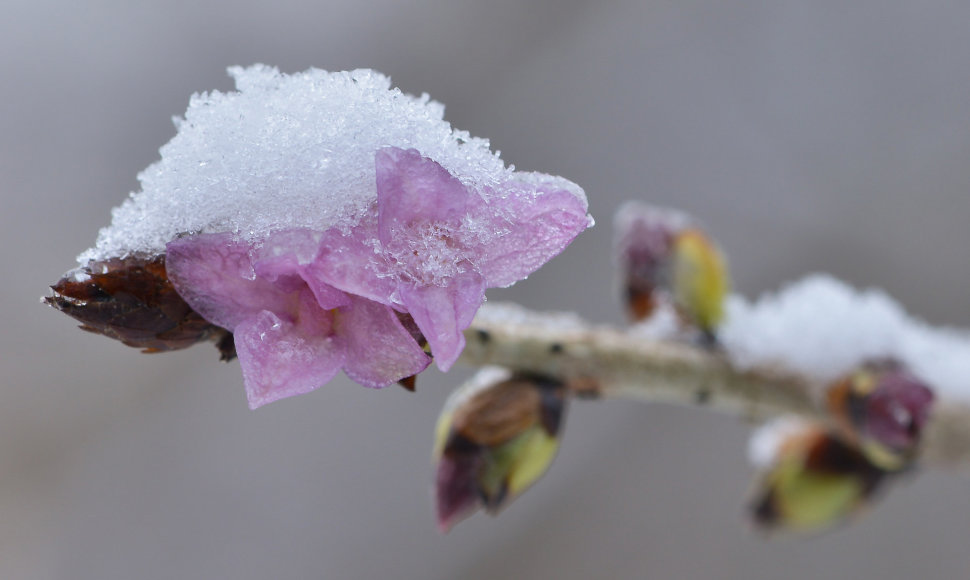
[401,272,486,372]
[478,176,592,288]
[375,147,483,288]
[374,147,592,290]
[336,295,432,387]
[166,233,292,330]
[302,227,398,305]
[253,230,353,310]
[376,147,474,243]
[372,147,589,368]
[236,290,344,409]
[251,229,321,284]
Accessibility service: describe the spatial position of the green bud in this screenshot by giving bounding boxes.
[433,367,566,532]
[750,421,886,534]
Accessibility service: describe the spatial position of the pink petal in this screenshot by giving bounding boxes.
[478,181,591,288]
[400,271,485,372]
[251,230,354,310]
[303,227,398,306]
[251,229,321,286]
[375,147,473,246]
[166,233,292,330]
[236,289,344,409]
[336,296,432,387]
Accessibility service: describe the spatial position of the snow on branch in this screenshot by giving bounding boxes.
[459,279,970,469]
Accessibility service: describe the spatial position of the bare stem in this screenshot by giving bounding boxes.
[459,304,970,469]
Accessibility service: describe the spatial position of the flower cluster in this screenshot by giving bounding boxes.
[168,147,591,407]
[49,67,592,408]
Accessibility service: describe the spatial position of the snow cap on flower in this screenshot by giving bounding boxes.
[66,66,591,407]
[80,65,591,264]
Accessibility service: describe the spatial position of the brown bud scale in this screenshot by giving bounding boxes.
[46,255,235,359]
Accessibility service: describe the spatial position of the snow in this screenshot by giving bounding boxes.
[78,65,586,264]
[722,274,970,403]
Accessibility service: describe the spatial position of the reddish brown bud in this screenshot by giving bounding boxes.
[46,255,234,359]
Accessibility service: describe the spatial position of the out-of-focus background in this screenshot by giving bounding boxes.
[4,1,970,578]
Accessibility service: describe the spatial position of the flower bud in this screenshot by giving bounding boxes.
[45,256,235,359]
[433,368,567,532]
[670,228,728,342]
[614,202,728,342]
[748,418,886,533]
[825,360,935,470]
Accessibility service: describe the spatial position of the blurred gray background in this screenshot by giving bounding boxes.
[4,1,970,578]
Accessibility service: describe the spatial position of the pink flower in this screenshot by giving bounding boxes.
[167,230,432,408]
[166,147,590,407]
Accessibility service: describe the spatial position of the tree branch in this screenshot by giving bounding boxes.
[459,304,970,469]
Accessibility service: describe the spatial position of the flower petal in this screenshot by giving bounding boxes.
[304,227,398,305]
[166,233,293,330]
[337,295,432,387]
[236,289,344,409]
[375,147,473,246]
[400,271,485,371]
[252,229,354,310]
[478,177,591,288]
[251,229,321,285]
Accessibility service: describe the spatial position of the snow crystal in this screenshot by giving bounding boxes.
[79,65,585,263]
[722,274,970,403]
